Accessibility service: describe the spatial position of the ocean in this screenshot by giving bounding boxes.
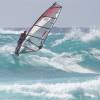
[0,27,100,100]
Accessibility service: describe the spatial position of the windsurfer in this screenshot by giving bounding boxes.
[15,31,26,55]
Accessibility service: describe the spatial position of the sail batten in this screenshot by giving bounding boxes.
[34,25,50,30]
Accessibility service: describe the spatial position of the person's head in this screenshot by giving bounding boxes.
[21,31,26,35]
[24,31,26,33]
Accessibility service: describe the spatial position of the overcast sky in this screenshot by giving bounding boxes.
[0,0,100,28]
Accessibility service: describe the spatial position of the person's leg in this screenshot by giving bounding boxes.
[15,38,24,55]
[15,46,19,55]
[15,43,22,56]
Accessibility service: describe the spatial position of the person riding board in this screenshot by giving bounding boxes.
[15,31,26,55]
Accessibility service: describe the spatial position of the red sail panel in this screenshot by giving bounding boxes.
[43,8,59,17]
[43,3,62,17]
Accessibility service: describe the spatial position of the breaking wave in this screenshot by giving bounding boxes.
[0,28,24,34]
[0,27,100,100]
[52,28,100,47]
[90,48,100,60]
[0,27,99,74]
[0,76,100,100]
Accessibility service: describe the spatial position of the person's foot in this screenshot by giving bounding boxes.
[15,53,19,56]
[39,45,42,49]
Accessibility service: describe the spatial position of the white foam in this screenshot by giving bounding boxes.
[52,28,100,47]
[84,93,96,98]
[0,77,100,99]
[52,37,66,47]
[0,83,74,99]
[0,45,15,54]
[52,29,83,47]
[40,48,57,56]
[0,44,95,74]
[48,53,95,73]
[81,29,100,42]
[90,48,100,60]
[28,51,95,74]
[0,28,23,34]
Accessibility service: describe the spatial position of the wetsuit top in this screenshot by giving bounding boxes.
[20,33,26,39]
[18,33,26,44]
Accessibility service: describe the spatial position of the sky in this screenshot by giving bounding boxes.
[0,0,100,28]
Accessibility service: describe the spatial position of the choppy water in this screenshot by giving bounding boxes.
[0,27,100,100]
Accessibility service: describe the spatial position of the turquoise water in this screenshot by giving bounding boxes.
[0,27,100,100]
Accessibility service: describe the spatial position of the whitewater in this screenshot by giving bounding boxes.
[0,27,100,100]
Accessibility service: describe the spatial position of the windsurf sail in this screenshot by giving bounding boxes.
[15,2,62,54]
